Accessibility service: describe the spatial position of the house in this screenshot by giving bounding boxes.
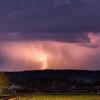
[93,86,100,94]
[8,84,21,94]
[68,85,78,93]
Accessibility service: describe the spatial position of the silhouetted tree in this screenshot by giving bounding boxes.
[0,73,9,94]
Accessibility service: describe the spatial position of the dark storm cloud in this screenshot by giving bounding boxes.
[0,0,99,42]
[0,32,89,43]
[20,32,89,42]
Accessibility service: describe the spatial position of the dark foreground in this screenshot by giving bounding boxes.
[4,70,100,94]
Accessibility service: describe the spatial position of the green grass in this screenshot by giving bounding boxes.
[14,95,100,100]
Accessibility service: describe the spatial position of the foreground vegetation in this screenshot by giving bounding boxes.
[8,95,100,100]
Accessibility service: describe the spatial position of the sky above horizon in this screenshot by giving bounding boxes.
[0,0,100,71]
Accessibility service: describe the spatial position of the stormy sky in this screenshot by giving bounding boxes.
[0,0,100,71]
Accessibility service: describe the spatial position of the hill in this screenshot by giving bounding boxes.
[6,69,100,80]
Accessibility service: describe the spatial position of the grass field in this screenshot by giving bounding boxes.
[7,95,100,100]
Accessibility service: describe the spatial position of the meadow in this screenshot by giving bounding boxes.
[6,95,100,100]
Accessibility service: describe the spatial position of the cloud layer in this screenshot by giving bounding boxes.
[0,34,100,71]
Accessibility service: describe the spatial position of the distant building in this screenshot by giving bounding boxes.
[68,85,78,93]
[93,86,100,94]
[8,84,21,94]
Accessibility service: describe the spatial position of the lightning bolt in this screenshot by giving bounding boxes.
[39,54,47,70]
[32,46,48,70]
